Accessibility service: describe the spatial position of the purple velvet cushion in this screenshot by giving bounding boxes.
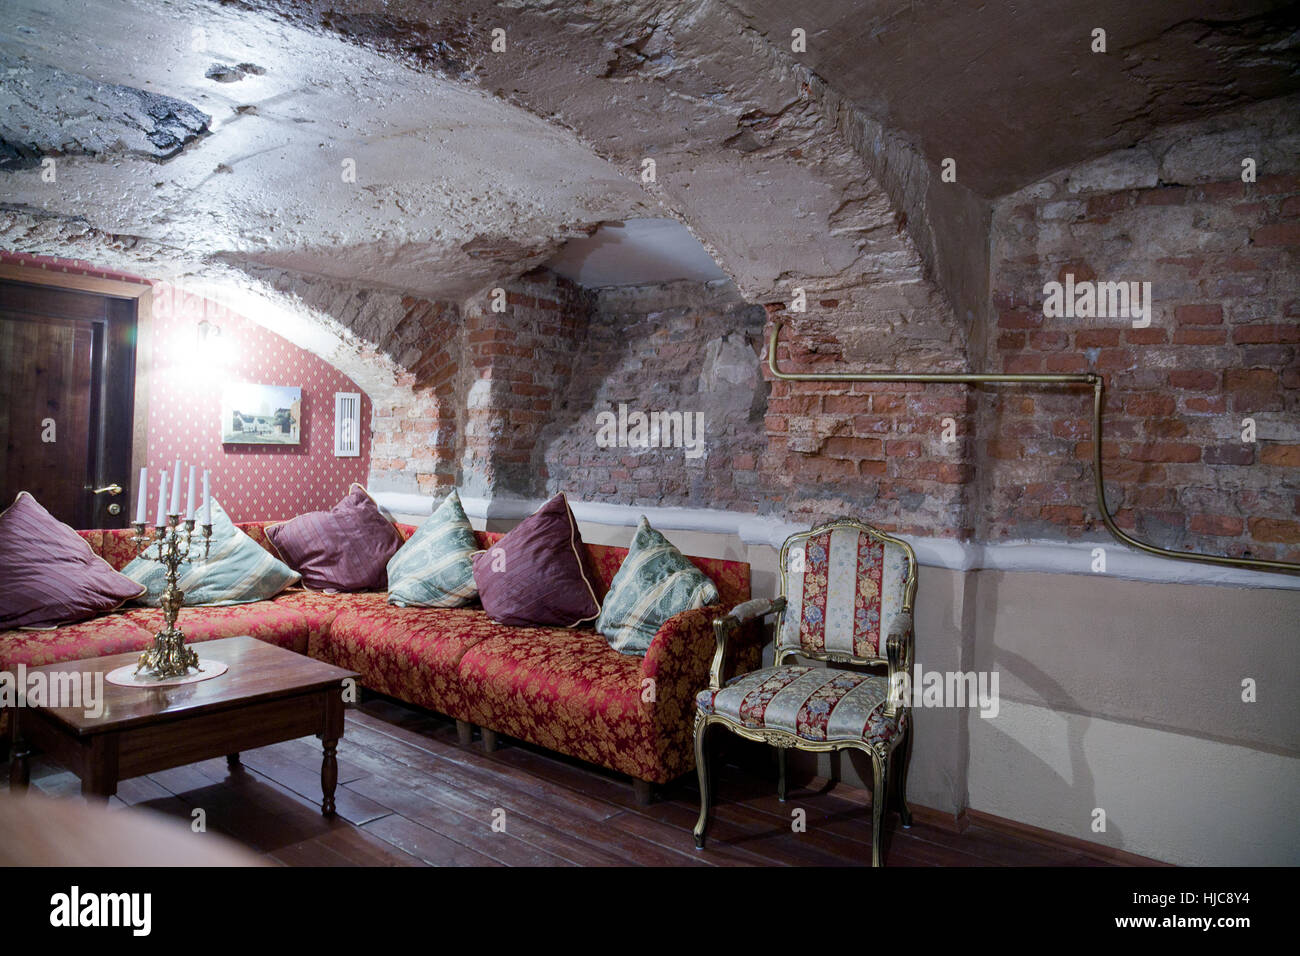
[472,492,601,627]
[0,492,146,628]
[265,484,402,591]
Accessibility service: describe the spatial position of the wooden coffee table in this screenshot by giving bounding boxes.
[7,636,360,816]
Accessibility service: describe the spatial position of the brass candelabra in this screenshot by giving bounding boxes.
[130,515,212,679]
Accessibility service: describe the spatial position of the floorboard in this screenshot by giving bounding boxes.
[0,696,1121,866]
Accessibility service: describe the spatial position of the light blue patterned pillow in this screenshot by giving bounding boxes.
[122,498,300,606]
[597,517,720,656]
[387,489,480,608]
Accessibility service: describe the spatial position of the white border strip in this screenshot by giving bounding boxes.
[372,491,1300,591]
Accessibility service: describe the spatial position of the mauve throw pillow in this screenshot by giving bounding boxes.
[0,492,146,629]
[472,492,601,627]
[266,484,402,591]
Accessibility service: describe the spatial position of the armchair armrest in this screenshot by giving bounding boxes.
[884,609,914,718]
[707,596,787,690]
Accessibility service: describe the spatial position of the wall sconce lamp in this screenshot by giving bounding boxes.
[197,319,222,346]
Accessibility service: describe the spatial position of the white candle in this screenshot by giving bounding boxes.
[156,471,168,527]
[136,467,148,524]
[186,465,196,519]
[170,459,182,515]
[202,470,211,526]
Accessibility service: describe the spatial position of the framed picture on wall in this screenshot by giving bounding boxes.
[221,384,302,445]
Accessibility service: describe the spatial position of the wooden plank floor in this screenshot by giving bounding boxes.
[1,696,1116,866]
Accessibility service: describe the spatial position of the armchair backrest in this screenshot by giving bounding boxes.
[776,517,916,666]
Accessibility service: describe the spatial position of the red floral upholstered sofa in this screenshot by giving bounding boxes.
[0,522,757,793]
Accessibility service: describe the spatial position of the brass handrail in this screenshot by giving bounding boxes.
[768,321,1300,576]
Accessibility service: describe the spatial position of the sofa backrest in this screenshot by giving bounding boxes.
[80,521,751,610]
[76,522,417,572]
[472,531,750,609]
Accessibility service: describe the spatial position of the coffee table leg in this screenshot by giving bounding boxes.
[321,739,338,817]
[81,735,118,804]
[80,778,113,804]
[9,741,30,793]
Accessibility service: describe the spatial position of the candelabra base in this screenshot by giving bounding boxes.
[129,516,211,681]
[135,629,201,681]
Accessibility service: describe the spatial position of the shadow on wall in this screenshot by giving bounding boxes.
[529,304,633,500]
[980,647,1117,852]
[967,569,1114,853]
[535,283,769,506]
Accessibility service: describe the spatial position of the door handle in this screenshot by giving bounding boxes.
[91,484,123,496]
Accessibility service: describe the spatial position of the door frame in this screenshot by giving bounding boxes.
[0,262,152,523]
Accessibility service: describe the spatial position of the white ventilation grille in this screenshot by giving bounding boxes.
[334,392,361,457]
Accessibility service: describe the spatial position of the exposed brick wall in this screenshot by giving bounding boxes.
[540,281,768,507]
[369,270,978,536]
[460,269,593,497]
[535,276,976,538]
[368,297,463,497]
[760,289,976,537]
[364,271,594,500]
[986,172,1300,560]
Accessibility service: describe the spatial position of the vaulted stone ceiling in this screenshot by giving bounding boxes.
[3,0,1297,320]
[0,0,653,301]
[727,0,1300,197]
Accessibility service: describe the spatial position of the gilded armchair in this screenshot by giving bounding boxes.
[692,516,917,866]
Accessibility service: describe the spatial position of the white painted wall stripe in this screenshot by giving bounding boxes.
[969,699,1300,866]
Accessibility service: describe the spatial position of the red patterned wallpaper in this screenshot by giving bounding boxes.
[1,251,372,523]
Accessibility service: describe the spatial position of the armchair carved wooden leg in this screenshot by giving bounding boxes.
[693,715,712,849]
[776,746,788,802]
[871,751,888,868]
[694,594,787,852]
[892,734,913,828]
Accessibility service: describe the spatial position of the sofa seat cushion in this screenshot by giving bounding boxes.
[459,628,672,781]
[696,665,905,749]
[317,605,503,720]
[120,602,311,654]
[271,589,390,653]
[0,614,156,670]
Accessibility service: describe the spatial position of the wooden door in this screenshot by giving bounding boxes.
[0,280,138,528]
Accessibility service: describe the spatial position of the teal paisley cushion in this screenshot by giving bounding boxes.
[386,489,480,608]
[122,498,301,606]
[596,517,720,656]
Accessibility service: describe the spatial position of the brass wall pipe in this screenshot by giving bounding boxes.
[767,321,1300,576]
